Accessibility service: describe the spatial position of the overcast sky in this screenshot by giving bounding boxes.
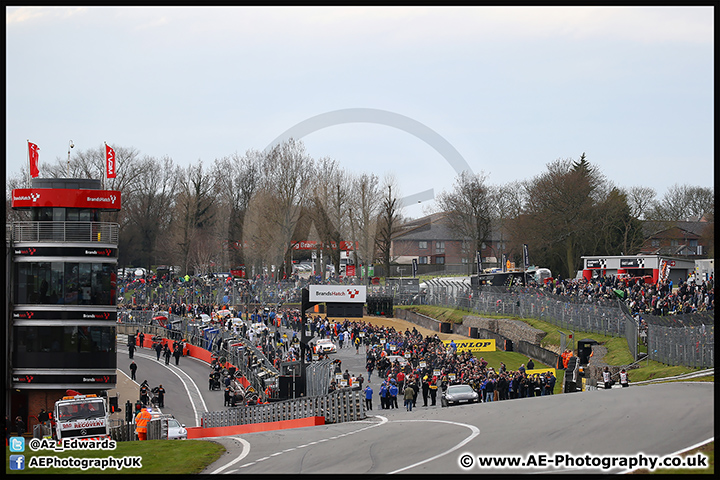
[6,6,713,219]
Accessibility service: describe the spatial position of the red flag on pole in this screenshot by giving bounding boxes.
[28,141,40,178]
[105,143,116,178]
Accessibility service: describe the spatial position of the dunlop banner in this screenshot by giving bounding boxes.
[442,339,496,352]
[526,368,556,376]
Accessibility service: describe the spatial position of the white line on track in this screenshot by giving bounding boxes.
[384,418,480,474]
[209,415,478,474]
[133,350,208,426]
[220,415,389,473]
[209,437,251,474]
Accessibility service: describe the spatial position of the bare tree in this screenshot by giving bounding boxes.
[348,172,381,279]
[435,171,493,269]
[648,184,714,222]
[624,186,657,221]
[120,155,178,269]
[171,161,218,275]
[253,139,315,280]
[309,157,352,276]
[487,180,526,270]
[375,175,402,277]
[213,150,262,272]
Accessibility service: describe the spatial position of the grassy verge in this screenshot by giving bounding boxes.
[397,305,714,384]
[6,439,225,475]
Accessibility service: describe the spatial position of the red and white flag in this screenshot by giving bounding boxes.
[28,141,40,178]
[105,143,116,178]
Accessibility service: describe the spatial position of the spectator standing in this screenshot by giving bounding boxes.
[619,369,630,388]
[366,358,375,382]
[134,407,152,441]
[140,381,150,405]
[404,384,415,411]
[389,380,399,409]
[429,377,438,406]
[156,385,166,408]
[14,416,26,437]
[129,361,137,381]
[421,376,430,406]
[379,381,389,409]
[602,366,612,389]
[38,408,50,427]
[364,384,373,411]
[163,345,171,365]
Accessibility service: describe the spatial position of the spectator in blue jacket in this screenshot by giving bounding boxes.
[364,384,373,410]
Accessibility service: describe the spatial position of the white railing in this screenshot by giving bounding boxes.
[10,221,119,244]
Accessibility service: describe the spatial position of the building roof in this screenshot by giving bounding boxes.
[395,212,505,242]
[642,220,710,238]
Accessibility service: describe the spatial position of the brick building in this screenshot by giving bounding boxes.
[391,212,508,275]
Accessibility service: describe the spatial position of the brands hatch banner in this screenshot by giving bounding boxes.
[309,285,366,303]
[12,374,116,385]
[293,241,357,250]
[12,310,117,321]
[442,339,496,352]
[13,246,117,257]
[11,188,122,210]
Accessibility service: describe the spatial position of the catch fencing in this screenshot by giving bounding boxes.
[405,281,713,368]
[643,312,714,368]
[201,389,366,428]
[306,359,335,397]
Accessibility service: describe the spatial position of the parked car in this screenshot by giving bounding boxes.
[251,322,269,335]
[166,417,187,440]
[314,338,337,354]
[441,384,479,407]
[385,355,409,367]
[146,411,187,440]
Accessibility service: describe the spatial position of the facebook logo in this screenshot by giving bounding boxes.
[9,436,25,452]
[10,454,25,470]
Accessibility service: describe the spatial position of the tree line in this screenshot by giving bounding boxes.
[6,143,714,280]
[436,153,714,278]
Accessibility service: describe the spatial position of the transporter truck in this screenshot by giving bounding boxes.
[53,391,110,440]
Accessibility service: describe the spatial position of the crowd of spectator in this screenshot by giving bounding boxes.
[281,316,556,403]
[536,275,714,316]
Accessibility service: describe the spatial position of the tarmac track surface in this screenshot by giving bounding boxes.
[111,318,714,474]
[200,381,713,474]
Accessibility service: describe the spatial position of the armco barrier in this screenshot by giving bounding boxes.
[200,389,366,429]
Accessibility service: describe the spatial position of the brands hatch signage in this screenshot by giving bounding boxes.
[12,374,116,384]
[309,285,367,303]
[13,247,117,257]
[12,310,116,321]
[293,241,357,250]
[11,188,122,210]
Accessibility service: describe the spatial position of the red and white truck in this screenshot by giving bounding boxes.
[53,392,110,440]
